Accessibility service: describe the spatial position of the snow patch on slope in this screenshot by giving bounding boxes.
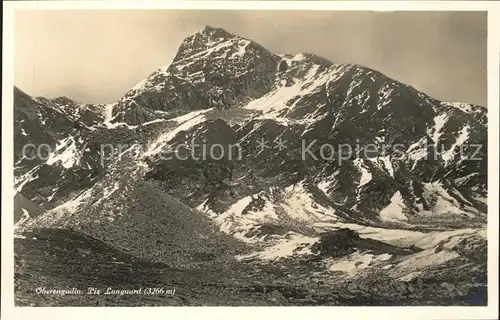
[143,109,212,158]
[46,136,80,169]
[281,182,338,222]
[442,124,471,164]
[214,194,278,243]
[328,252,393,274]
[17,208,31,226]
[15,166,40,193]
[237,232,317,261]
[428,113,448,144]
[407,137,429,170]
[212,182,338,244]
[421,182,475,217]
[244,64,347,120]
[93,182,121,206]
[379,191,408,221]
[354,159,372,188]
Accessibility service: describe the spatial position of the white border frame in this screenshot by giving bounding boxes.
[2,2,499,319]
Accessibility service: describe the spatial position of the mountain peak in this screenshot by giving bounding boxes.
[173,26,239,62]
[198,25,234,37]
[200,25,218,32]
[184,25,237,44]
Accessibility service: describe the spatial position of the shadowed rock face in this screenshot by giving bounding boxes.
[14,87,106,163]
[311,228,361,258]
[14,26,487,306]
[14,88,75,162]
[310,228,421,258]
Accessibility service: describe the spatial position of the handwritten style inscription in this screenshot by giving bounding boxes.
[34,287,176,296]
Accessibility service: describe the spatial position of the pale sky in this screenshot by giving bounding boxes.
[15,10,487,106]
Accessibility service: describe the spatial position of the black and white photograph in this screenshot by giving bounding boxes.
[2,1,499,317]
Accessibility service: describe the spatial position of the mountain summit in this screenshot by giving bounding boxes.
[173,25,240,62]
[110,26,279,124]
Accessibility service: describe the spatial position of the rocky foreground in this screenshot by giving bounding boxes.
[15,227,486,306]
